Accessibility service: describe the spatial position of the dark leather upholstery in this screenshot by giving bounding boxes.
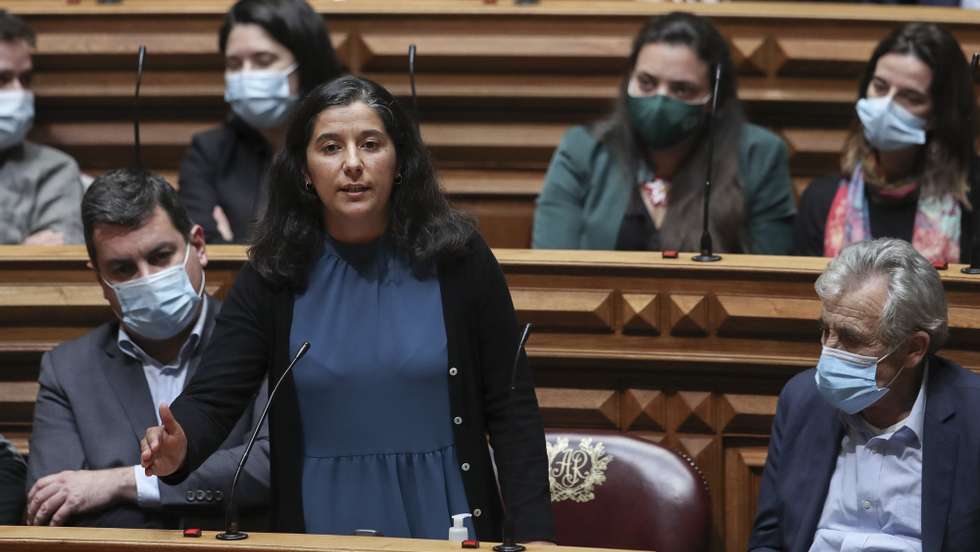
[545,430,710,552]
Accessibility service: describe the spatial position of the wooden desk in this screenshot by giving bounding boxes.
[7,1,980,247]
[2,246,979,552]
[0,526,620,552]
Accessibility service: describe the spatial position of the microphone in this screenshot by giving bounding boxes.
[133,45,145,171]
[692,63,723,263]
[216,341,311,541]
[408,44,419,131]
[493,323,533,552]
[961,52,980,274]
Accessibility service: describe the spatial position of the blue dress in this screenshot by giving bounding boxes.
[289,237,473,539]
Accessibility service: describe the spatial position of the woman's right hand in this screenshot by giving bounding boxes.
[140,404,188,477]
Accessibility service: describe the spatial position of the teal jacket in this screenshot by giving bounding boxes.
[532,124,796,253]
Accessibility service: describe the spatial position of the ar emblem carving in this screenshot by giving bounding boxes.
[547,437,613,503]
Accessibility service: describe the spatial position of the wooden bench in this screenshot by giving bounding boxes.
[2,245,980,550]
[8,1,980,247]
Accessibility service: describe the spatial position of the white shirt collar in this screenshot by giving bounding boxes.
[847,360,928,446]
[117,297,209,370]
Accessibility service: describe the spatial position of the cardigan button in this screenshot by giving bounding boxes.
[449,367,458,376]
[196,490,206,501]
[185,490,195,502]
[453,416,463,425]
[461,462,470,471]
[473,508,482,518]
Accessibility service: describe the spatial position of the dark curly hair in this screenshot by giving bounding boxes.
[249,76,475,290]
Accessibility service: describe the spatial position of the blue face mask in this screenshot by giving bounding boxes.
[0,90,34,151]
[105,244,204,341]
[224,63,299,130]
[814,344,904,415]
[856,96,927,152]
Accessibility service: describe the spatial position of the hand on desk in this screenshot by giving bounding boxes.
[140,403,187,478]
[26,467,135,526]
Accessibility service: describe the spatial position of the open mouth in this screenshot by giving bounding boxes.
[340,184,370,194]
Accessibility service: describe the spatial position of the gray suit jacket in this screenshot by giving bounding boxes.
[27,296,269,528]
[0,141,83,245]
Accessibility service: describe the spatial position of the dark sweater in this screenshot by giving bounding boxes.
[164,233,555,541]
[178,117,271,244]
[794,174,978,263]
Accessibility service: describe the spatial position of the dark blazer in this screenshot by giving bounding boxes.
[165,234,555,542]
[749,356,980,552]
[27,296,270,528]
[178,118,271,244]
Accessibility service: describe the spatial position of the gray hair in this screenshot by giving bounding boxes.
[814,238,948,352]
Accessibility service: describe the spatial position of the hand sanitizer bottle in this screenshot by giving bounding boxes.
[449,513,472,543]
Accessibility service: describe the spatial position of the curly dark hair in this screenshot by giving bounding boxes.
[249,76,475,290]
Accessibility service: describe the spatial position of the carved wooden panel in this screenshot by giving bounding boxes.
[537,388,618,429]
[621,293,660,335]
[511,288,615,332]
[668,294,711,337]
[718,395,779,435]
[725,447,769,552]
[714,295,821,339]
[621,389,666,431]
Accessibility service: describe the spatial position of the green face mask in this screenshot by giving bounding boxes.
[627,94,706,150]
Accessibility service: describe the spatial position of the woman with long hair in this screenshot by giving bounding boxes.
[794,22,977,264]
[141,76,554,543]
[532,11,795,253]
[178,0,344,244]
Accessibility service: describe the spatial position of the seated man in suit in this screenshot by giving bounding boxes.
[749,238,980,551]
[26,169,269,527]
[0,10,83,245]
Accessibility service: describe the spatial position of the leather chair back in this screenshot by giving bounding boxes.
[545,430,710,552]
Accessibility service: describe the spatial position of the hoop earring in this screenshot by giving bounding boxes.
[394,173,403,185]
[304,178,314,193]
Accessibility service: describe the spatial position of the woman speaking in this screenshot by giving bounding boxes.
[141,77,554,542]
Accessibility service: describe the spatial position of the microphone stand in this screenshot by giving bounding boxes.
[493,323,533,552]
[692,64,723,263]
[133,45,145,171]
[216,341,311,540]
[962,52,980,274]
[408,44,420,132]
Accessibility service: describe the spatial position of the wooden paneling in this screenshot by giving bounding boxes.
[3,246,980,550]
[0,525,622,552]
[10,1,980,247]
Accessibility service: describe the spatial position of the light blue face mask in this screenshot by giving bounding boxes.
[0,90,34,151]
[224,63,299,130]
[856,96,927,152]
[105,244,205,341]
[814,344,904,415]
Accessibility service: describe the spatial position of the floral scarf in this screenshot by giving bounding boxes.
[823,163,961,263]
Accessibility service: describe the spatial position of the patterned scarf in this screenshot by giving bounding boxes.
[823,163,961,263]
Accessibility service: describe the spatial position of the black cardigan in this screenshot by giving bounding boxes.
[164,234,555,541]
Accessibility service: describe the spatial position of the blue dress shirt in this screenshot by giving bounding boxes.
[809,365,928,551]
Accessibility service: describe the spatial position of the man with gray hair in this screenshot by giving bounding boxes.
[749,238,980,551]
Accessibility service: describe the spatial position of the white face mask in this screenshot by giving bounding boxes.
[104,244,205,341]
[856,96,927,152]
[224,63,299,130]
[0,90,34,150]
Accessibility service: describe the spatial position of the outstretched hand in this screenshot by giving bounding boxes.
[140,403,187,478]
